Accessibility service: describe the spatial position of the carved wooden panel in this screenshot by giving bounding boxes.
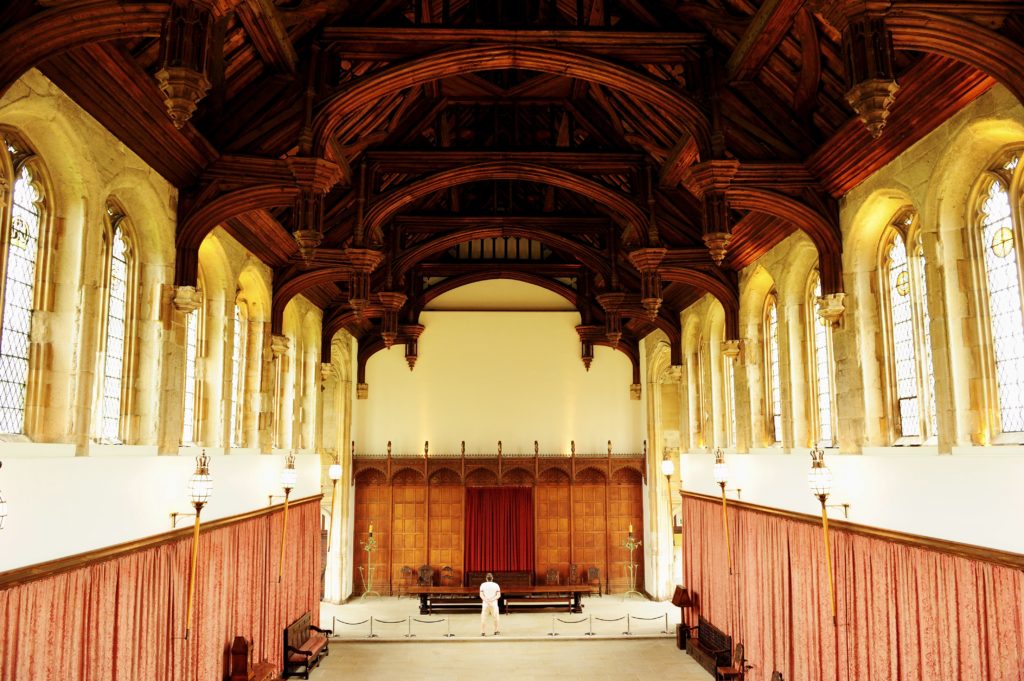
[428,483,463,585]
[608,480,644,592]
[390,482,426,588]
[352,475,389,595]
[572,483,607,585]
[535,484,571,583]
[465,467,499,486]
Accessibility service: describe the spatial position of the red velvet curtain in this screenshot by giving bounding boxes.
[0,499,321,681]
[683,495,1024,681]
[464,487,534,572]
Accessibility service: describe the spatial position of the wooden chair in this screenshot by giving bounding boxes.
[771,673,783,681]
[398,565,413,597]
[717,643,747,681]
[545,567,560,585]
[441,565,454,586]
[568,564,578,585]
[587,566,601,596]
[417,564,434,587]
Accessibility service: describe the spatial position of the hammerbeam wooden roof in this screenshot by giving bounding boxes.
[1,0,1020,376]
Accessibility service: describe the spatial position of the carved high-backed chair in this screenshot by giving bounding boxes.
[545,568,560,585]
[441,565,454,586]
[717,643,748,681]
[771,673,784,681]
[587,566,601,596]
[398,565,413,597]
[568,564,578,585]
[417,564,434,587]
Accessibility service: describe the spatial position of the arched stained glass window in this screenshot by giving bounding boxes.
[229,302,246,447]
[976,153,1024,433]
[97,211,129,442]
[764,296,782,444]
[0,146,43,434]
[880,210,936,441]
[809,274,837,447]
[182,306,199,445]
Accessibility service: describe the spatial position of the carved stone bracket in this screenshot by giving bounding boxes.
[662,365,683,383]
[270,334,290,358]
[817,292,846,327]
[721,339,742,360]
[172,285,202,313]
[321,362,337,387]
[627,248,667,319]
[356,382,369,399]
[630,383,642,401]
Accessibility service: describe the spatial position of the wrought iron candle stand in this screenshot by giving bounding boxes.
[622,531,644,599]
[359,530,381,600]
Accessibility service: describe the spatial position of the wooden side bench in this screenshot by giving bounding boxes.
[685,616,732,678]
[283,612,332,679]
[229,636,280,681]
[503,595,573,613]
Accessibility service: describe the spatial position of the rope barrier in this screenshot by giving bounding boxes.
[548,615,590,636]
[406,616,452,638]
[593,615,627,622]
[332,616,370,627]
[368,616,407,638]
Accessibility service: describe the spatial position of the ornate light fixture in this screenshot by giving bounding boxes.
[809,445,837,625]
[276,451,297,582]
[713,449,734,575]
[171,451,213,640]
[0,461,7,530]
[326,452,342,553]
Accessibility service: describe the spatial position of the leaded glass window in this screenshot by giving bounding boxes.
[182,307,199,445]
[0,159,41,434]
[724,353,737,448]
[229,303,246,447]
[880,211,936,441]
[810,275,836,447]
[765,297,782,443]
[98,215,129,442]
[977,153,1024,433]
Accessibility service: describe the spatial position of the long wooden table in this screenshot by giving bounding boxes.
[408,585,597,615]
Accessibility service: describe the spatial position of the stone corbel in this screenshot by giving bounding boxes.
[356,382,369,399]
[817,293,847,327]
[270,334,290,358]
[321,362,337,388]
[629,383,642,401]
[172,285,202,313]
[721,339,742,361]
[662,365,683,383]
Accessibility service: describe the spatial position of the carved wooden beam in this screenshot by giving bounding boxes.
[320,27,706,62]
[366,150,645,175]
[727,0,807,83]
[394,215,612,234]
[236,0,297,73]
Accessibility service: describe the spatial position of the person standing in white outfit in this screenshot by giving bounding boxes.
[479,573,501,636]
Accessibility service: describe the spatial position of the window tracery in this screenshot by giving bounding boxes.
[764,295,782,444]
[97,205,131,443]
[230,302,247,447]
[182,306,200,445]
[809,273,837,447]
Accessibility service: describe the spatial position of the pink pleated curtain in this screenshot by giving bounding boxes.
[0,499,322,681]
[682,495,1024,681]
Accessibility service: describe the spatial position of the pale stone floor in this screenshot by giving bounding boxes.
[315,595,711,680]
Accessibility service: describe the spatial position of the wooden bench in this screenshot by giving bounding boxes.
[503,594,573,613]
[685,616,732,678]
[229,636,279,681]
[283,612,331,679]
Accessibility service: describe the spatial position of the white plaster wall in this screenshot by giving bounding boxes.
[354,310,642,454]
[679,448,1024,553]
[0,448,321,571]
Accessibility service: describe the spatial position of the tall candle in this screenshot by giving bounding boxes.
[629,523,633,534]
[369,523,373,536]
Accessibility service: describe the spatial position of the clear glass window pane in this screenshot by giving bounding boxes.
[725,356,737,447]
[182,307,199,445]
[767,299,782,443]
[915,247,938,439]
[887,233,920,437]
[0,163,41,434]
[979,170,1024,433]
[99,224,128,442]
[812,276,835,447]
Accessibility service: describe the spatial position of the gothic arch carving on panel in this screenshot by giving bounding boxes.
[392,467,425,485]
[465,467,499,486]
[537,467,571,484]
[611,467,643,484]
[429,467,462,485]
[575,466,607,484]
[355,468,387,486]
[501,467,535,486]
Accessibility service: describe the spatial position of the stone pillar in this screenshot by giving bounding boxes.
[270,334,290,449]
[722,340,745,451]
[156,285,202,454]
